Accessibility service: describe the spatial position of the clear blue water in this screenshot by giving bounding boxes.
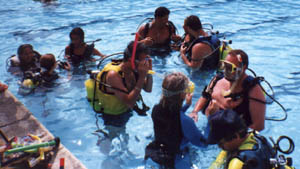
[1,0,300,168]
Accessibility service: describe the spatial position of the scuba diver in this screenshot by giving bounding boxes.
[208,109,295,169]
[180,15,220,70]
[137,6,181,57]
[86,41,152,127]
[64,27,105,65]
[20,53,70,94]
[8,44,41,75]
[145,72,207,169]
[190,49,266,132]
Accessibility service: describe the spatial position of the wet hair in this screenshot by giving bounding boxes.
[123,41,149,62]
[185,15,202,31]
[159,72,188,113]
[17,44,33,57]
[154,6,170,18]
[69,27,84,43]
[40,54,56,71]
[228,49,249,68]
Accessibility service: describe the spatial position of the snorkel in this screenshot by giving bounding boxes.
[131,33,139,71]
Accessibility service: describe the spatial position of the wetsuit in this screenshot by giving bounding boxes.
[149,104,207,168]
[69,43,94,65]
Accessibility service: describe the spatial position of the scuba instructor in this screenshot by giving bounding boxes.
[190,49,266,131]
[94,41,152,127]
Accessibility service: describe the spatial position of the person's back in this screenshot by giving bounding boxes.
[180,15,220,70]
[146,72,206,169]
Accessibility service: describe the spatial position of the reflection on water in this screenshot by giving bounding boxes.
[1,0,300,168]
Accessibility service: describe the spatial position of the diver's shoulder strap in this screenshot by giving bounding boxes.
[143,22,150,38]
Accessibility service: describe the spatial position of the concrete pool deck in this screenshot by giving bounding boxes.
[0,90,87,169]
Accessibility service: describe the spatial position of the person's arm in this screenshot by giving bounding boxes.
[64,46,71,59]
[181,110,207,147]
[106,60,149,108]
[137,25,154,46]
[249,84,266,131]
[180,43,212,68]
[93,48,105,58]
[189,97,208,122]
[143,57,153,92]
[107,70,145,108]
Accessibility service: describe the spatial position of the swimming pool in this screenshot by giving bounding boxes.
[1,0,300,168]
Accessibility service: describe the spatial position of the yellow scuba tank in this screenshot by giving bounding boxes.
[85,77,101,112]
[22,79,35,88]
[219,43,232,60]
[209,150,227,169]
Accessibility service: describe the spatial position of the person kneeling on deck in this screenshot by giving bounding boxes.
[208,109,294,169]
[180,15,220,70]
[88,41,152,127]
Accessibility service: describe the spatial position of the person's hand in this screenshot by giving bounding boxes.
[189,111,199,122]
[146,56,152,70]
[64,55,71,59]
[205,99,219,116]
[185,93,193,105]
[64,62,71,71]
[137,59,150,77]
[142,37,154,46]
[180,43,187,55]
[171,34,181,42]
[170,43,180,51]
[0,83,8,92]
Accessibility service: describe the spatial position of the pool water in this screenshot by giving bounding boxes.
[1,0,300,168]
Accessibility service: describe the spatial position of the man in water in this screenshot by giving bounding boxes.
[137,6,181,55]
[180,15,220,70]
[190,49,265,131]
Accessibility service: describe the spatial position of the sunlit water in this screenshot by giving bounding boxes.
[1,0,300,168]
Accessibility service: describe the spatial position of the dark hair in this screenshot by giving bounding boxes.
[40,54,56,70]
[185,15,202,31]
[123,41,148,62]
[69,27,84,42]
[160,72,188,113]
[17,44,33,57]
[228,49,249,68]
[207,109,248,144]
[154,6,170,18]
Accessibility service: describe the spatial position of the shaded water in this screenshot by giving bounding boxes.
[1,0,300,168]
